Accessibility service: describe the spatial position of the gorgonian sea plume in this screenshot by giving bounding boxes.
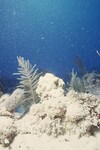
[14,56,42,106]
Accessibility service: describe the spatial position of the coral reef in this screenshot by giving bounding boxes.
[65,91,100,137]
[36,73,65,101]
[0,57,100,149]
[17,91,99,139]
[15,73,100,139]
[0,116,16,147]
[0,88,24,112]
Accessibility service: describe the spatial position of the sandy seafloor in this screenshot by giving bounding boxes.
[0,133,100,150]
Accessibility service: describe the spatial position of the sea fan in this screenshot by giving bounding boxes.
[14,56,42,106]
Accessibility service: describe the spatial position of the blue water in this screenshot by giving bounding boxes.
[0,0,100,91]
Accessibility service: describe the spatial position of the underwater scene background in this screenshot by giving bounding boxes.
[0,0,100,92]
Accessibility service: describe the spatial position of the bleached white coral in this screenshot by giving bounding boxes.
[4,88,24,112]
[36,73,65,101]
[65,102,85,121]
[15,97,67,137]
[65,90,100,137]
[15,90,100,138]
[0,117,16,147]
[12,72,100,142]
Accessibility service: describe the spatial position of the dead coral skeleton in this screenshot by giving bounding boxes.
[36,73,65,101]
[0,116,17,147]
[15,90,100,139]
